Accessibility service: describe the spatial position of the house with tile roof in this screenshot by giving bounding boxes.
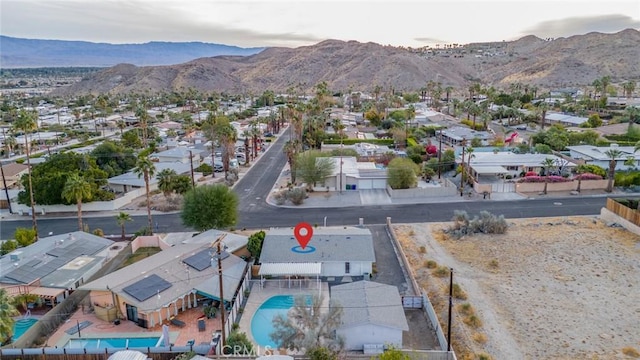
[330,280,409,351]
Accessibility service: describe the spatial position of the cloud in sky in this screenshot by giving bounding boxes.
[522,14,640,39]
[1,0,638,47]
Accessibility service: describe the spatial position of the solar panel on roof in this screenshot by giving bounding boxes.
[122,274,172,302]
[182,249,213,271]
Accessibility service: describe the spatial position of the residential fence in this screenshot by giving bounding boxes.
[386,179,457,199]
[385,218,457,360]
[605,197,640,226]
[11,188,147,215]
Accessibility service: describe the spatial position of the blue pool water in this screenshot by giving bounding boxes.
[13,318,38,341]
[65,337,161,349]
[251,295,297,348]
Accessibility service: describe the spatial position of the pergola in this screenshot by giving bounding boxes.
[258,262,322,295]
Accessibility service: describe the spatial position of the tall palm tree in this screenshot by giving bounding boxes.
[157,168,177,198]
[604,149,622,193]
[62,173,92,231]
[622,81,636,99]
[541,158,556,195]
[115,211,133,240]
[13,109,39,240]
[538,101,550,130]
[242,130,251,166]
[465,146,475,184]
[218,122,237,176]
[133,154,156,234]
[0,288,20,345]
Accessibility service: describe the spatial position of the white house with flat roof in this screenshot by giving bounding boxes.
[439,127,492,146]
[107,161,201,193]
[545,112,588,127]
[466,152,576,179]
[259,226,375,279]
[567,144,637,170]
[331,281,409,351]
[320,157,387,191]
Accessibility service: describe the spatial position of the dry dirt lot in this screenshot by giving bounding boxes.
[394,216,640,360]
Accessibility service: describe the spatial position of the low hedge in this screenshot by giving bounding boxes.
[322,139,394,146]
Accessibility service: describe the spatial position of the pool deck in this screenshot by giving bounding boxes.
[47,305,224,350]
[240,280,330,353]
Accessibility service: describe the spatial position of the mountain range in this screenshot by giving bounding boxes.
[24,29,640,96]
[0,36,264,67]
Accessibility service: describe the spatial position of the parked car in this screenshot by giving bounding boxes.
[213,162,224,172]
[515,124,527,130]
[264,132,274,138]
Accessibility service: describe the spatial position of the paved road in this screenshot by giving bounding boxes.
[0,196,613,239]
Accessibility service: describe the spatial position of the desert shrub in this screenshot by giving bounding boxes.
[622,347,640,358]
[92,228,104,237]
[576,164,606,177]
[476,353,493,360]
[463,314,483,328]
[425,260,438,269]
[452,283,468,300]
[457,303,475,316]
[433,266,450,277]
[614,171,640,187]
[418,246,426,253]
[472,332,488,344]
[488,259,499,269]
[287,187,307,205]
[273,190,287,205]
[446,210,508,238]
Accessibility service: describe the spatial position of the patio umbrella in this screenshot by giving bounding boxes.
[162,324,170,347]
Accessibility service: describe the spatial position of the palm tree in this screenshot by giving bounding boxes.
[465,146,475,185]
[116,119,126,136]
[62,173,92,231]
[13,109,39,240]
[157,168,177,198]
[218,122,237,176]
[133,154,156,234]
[541,158,556,195]
[604,149,622,193]
[115,212,133,240]
[538,102,550,130]
[0,288,20,345]
[622,81,636,99]
[242,130,251,166]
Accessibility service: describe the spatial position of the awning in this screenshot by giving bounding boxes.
[472,165,510,175]
[259,263,321,276]
[28,286,65,299]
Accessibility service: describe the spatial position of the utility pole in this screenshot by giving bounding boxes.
[188,150,195,188]
[211,234,227,350]
[217,240,226,350]
[447,268,453,353]
[460,143,466,196]
[0,161,13,213]
[438,130,443,179]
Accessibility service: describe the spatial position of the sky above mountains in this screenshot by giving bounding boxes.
[2,0,639,48]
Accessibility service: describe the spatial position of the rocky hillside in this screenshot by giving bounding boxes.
[53,29,640,96]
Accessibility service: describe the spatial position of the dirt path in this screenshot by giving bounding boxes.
[394,216,640,360]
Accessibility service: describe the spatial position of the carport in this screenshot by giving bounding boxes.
[470,165,510,178]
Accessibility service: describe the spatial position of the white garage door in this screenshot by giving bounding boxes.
[358,179,373,189]
[373,179,387,189]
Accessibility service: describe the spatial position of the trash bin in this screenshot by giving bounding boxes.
[352,184,357,190]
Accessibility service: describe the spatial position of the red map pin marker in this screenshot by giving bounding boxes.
[294,222,313,249]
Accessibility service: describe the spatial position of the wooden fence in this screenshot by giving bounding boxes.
[606,198,640,226]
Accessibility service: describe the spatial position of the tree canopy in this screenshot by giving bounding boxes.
[90,140,137,177]
[18,152,112,205]
[181,184,239,231]
[295,150,335,189]
[387,157,420,189]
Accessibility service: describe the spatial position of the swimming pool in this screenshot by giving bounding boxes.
[13,318,38,341]
[64,337,161,349]
[251,295,296,348]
